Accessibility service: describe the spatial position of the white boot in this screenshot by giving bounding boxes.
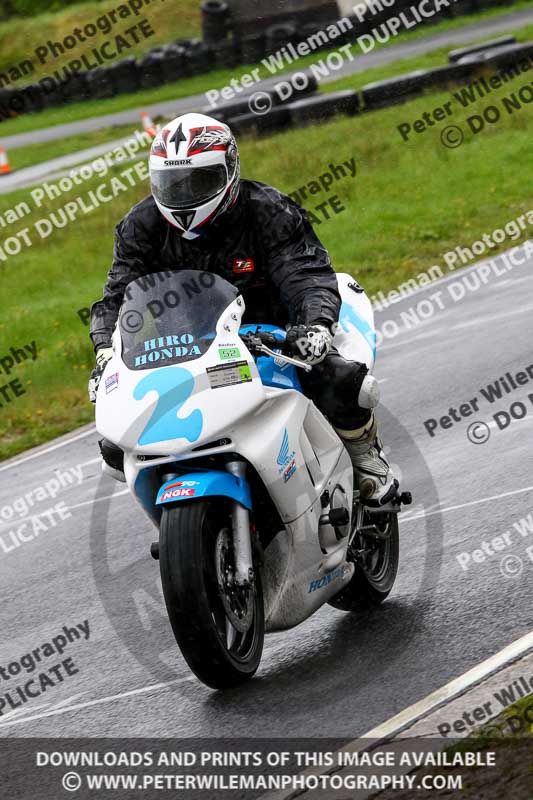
[337,413,398,506]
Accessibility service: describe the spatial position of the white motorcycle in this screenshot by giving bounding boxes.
[95,269,411,689]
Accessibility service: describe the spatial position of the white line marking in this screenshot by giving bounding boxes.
[68,488,130,513]
[261,630,533,800]
[0,488,129,532]
[81,457,104,468]
[361,630,533,739]
[401,484,533,523]
[379,328,443,352]
[487,414,533,426]
[0,703,51,721]
[0,458,105,530]
[0,678,194,729]
[48,692,88,710]
[451,303,533,331]
[404,500,442,517]
[504,274,533,286]
[484,414,533,430]
[0,427,96,473]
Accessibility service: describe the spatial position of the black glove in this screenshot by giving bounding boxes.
[285,324,333,366]
[88,347,113,403]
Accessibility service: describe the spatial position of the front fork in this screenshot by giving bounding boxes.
[226,460,254,587]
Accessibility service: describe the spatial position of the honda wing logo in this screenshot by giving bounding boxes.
[277,428,290,467]
[277,428,297,482]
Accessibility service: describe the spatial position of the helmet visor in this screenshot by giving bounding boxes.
[151,165,227,210]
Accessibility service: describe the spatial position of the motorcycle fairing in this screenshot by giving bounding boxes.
[95,270,377,633]
[133,366,204,446]
[156,471,252,510]
[95,296,266,454]
[335,272,376,368]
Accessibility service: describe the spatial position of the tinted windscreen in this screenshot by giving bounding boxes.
[120,270,239,371]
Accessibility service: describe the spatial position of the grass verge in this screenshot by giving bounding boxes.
[4,19,532,173]
[0,0,200,78]
[375,696,533,798]
[0,1,531,138]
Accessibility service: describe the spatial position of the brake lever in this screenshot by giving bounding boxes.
[241,333,312,371]
[257,343,313,372]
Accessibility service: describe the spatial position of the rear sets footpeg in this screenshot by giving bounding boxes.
[365,491,413,515]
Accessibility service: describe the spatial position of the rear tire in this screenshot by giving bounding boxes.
[159,499,264,689]
[329,512,399,612]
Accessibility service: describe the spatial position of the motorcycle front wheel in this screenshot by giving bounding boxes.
[159,499,264,689]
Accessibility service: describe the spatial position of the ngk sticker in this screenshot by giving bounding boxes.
[161,488,196,501]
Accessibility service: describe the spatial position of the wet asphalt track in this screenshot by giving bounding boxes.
[0,244,532,739]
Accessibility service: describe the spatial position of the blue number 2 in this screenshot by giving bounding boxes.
[133,367,203,446]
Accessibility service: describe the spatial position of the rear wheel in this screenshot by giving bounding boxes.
[328,510,399,611]
[159,499,264,689]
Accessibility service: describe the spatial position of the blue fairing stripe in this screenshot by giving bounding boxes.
[239,324,302,392]
[339,303,377,357]
[156,471,252,510]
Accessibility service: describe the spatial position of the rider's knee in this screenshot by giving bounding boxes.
[308,355,378,429]
[328,356,380,409]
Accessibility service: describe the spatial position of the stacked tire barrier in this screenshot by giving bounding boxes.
[202,71,319,127]
[221,38,533,138]
[0,0,524,122]
[201,0,231,45]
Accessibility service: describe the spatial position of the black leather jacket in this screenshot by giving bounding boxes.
[90,179,341,351]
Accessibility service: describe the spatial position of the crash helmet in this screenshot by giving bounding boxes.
[149,112,240,240]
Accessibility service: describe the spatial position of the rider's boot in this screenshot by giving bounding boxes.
[336,412,398,506]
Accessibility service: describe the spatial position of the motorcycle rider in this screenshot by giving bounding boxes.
[89,112,397,506]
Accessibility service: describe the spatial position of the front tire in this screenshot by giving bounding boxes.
[329,511,399,612]
[159,499,264,689]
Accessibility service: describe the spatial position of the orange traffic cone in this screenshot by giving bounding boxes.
[140,111,157,137]
[0,147,11,176]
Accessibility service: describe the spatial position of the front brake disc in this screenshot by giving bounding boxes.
[215,528,254,633]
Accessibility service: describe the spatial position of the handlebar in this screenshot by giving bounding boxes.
[241,331,313,373]
[243,330,287,351]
